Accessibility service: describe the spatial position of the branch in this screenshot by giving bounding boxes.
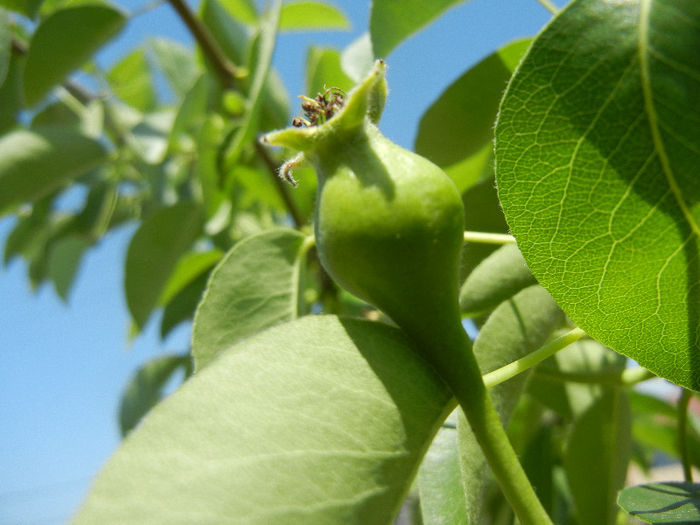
[165,0,239,89]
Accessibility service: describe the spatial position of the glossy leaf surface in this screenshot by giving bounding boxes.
[618,482,700,524]
[495,0,700,390]
[23,5,126,106]
[0,128,106,216]
[74,316,452,524]
[192,229,307,370]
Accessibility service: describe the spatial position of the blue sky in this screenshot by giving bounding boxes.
[0,1,560,523]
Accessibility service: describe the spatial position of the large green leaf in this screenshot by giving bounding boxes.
[48,235,90,301]
[417,410,467,525]
[73,315,453,524]
[118,353,191,436]
[125,203,202,329]
[192,229,308,370]
[564,389,631,525]
[106,49,156,112]
[619,482,700,524]
[369,0,469,58]
[0,128,106,216]
[495,0,700,390]
[23,5,126,106]
[279,1,349,32]
[458,285,565,524]
[415,39,530,193]
[459,243,536,316]
[149,38,199,99]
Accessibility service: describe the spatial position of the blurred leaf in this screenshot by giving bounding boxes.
[459,285,565,524]
[0,8,10,86]
[529,339,627,420]
[125,202,203,330]
[0,51,22,134]
[619,482,700,524]
[74,316,452,524]
[340,32,373,83]
[31,99,81,128]
[3,198,51,265]
[565,389,631,525]
[218,0,257,24]
[0,128,106,216]
[159,250,223,308]
[0,0,42,18]
[200,0,250,66]
[192,229,307,370]
[106,49,156,112]
[415,39,529,193]
[48,235,90,301]
[629,391,700,469]
[119,353,191,436]
[149,38,199,99]
[305,46,353,97]
[221,0,280,170]
[418,410,467,525]
[126,110,175,165]
[370,0,469,57]
[459,177,509,280]
[495,0,700,390]
[169,73,214,152]
[279,1,349,32]
[23,5,126,106]
[160,270,210,339]
[259,67,290,130]
[519,423,556,515]
[460,243,536,316]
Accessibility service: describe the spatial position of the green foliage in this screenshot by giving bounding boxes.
[495,0,700,390]
[73,316,453,524]
[1,0,698,522]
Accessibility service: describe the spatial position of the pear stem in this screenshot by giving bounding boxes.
[420,323,553,525]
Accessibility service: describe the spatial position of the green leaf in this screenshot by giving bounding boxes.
[459,243,537,316]
[0,8,10,87]
[158,250,223,307]
[126,110,175,165]
[458,285,565,524]
[528,338,627,420]
[221,0,280,169]
[23,5,126,106]
[149,38,199,99]
[0,128,106,216]
[48,235,90,301]
[160,270,210,339]
[564,389,631,525]
[106,49,156,112]
[495,0,700,390]
[125,203,202,330]
[369,0,469,57]
[200,0,250,66]
[217,0,257,24]
[279,1,349,32]
[619,482,700,524]
[418,410,467,525]
[415,38,530,191]
[0,0,42,18]
[118,353,191,436]
[305,46,353,98]
[169,73,214,152]
[0,52,23,134]
[192,229,307,370]
[341,32,374,83]
[73,315,452,524]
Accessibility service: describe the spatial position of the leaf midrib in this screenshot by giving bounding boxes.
[639,0,700,236]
